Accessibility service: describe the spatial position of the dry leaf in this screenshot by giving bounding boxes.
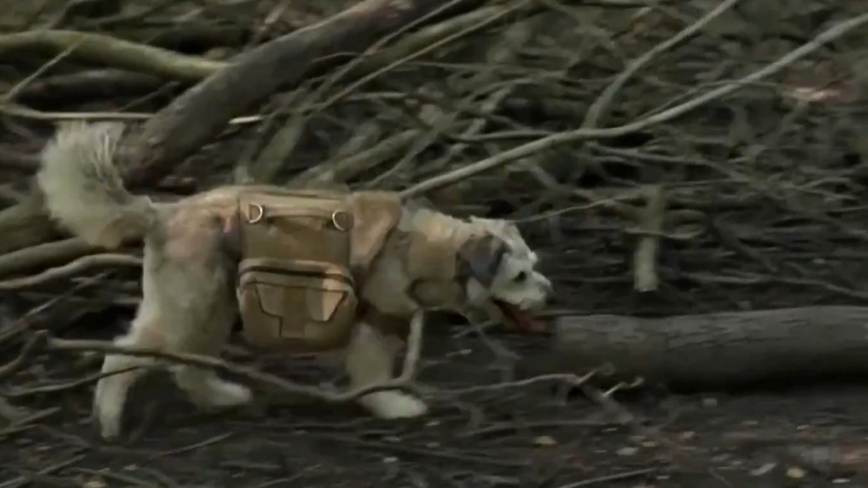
[534,435,557,447]
[786,466,807,479]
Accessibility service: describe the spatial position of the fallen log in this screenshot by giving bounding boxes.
[544,307,868,391]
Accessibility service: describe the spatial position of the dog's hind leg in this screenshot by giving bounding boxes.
[345,323,428,419]
[168,302,251,412]
[93,243,250,440]
[156,259,252,412]
[93,305,161,440]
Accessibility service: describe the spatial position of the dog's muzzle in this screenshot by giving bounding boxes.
[485,283,554,332]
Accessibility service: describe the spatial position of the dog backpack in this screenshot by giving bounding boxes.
[235,188,402,351]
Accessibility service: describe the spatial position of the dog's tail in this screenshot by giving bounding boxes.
[37,121,158,249]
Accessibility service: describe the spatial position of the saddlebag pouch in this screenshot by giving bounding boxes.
[236,190,359,351]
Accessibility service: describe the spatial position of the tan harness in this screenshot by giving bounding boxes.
[234,188,447,351]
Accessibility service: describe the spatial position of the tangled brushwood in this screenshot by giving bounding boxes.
[1,0,868,486]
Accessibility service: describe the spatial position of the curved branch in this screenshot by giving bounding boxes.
[0,30,225,82]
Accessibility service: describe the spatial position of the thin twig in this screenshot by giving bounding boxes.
[0,254,141,290]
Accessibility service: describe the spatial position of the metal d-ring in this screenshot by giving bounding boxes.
[247,203,264,224]
[331,210,350,232]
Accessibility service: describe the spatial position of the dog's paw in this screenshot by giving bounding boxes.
[204,380,253,408]
[362,391,429,419]
[92,402,122,441]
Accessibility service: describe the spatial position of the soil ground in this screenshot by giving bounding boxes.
[2,329,867,488]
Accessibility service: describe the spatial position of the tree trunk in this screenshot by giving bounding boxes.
[543,307,868,391]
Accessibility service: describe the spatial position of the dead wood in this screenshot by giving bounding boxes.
[251,5,514,186]
[0,30,225,81]
[119,0,492,187]
[0,0,491,256]
[545,307,868,391]
[14,70,164,103]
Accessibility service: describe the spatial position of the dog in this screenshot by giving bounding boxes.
[36,121,554,440]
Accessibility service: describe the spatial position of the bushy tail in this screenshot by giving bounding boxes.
[37,121,157,249]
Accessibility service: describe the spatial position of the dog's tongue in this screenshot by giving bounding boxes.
[486,301,541,333]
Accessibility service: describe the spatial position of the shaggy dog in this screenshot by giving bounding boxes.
[36,122,554,440]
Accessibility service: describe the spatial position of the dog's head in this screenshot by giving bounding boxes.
[456,217,553,329]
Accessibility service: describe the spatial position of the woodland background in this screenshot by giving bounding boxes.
[1,0,868,486]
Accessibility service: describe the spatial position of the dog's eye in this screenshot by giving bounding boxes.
[513,271,528,283]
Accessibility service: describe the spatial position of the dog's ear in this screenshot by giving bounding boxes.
[458,234,508,288]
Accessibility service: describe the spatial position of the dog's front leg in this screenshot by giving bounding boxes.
[345,322,428,419]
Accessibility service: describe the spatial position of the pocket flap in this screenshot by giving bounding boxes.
[239,259,354,323]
